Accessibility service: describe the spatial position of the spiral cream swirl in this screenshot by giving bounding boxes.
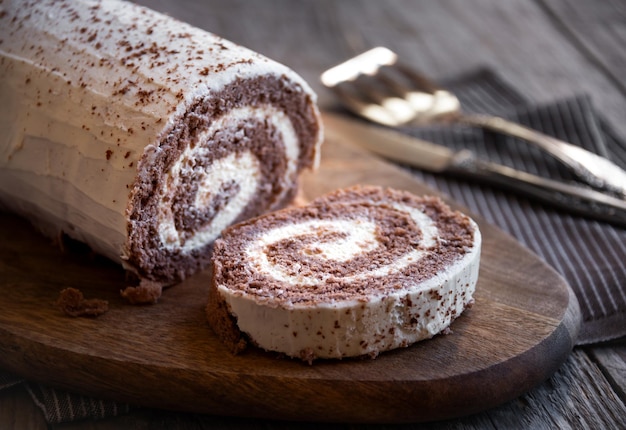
[157,105,299,253]
[245,202,438,287]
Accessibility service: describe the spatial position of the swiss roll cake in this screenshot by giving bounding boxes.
[207,186,481,361]
[0,0,322,294]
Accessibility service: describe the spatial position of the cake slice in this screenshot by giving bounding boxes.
[0,0,322,298]
[207,185,481,362]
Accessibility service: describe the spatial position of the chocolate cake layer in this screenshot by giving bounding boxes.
[126,74,320,283]
[0,0,322,293]
[208,185,481,361]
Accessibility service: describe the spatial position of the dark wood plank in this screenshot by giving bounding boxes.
[586,342,626,403]
[0,386,47,430]
[539,0,626,96]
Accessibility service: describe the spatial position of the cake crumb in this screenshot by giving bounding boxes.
[120,278,162,304]
[56,287,109,317]
[299,347,316,365]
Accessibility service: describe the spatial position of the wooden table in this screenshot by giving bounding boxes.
[1,0,625,428]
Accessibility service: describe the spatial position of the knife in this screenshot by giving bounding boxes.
[322,112,626,228]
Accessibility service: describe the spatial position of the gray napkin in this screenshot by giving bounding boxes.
[0,370,132,424]
[1,70,624,424]
[402,69,626,344]
[24,383,132,423]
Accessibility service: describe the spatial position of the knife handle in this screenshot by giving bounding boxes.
[450,150,626,227]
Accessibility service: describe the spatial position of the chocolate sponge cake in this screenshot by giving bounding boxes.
[0,0,322,295]
[207,185,481,362]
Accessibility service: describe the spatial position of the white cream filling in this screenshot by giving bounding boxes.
[220,205,481,360]
[245,202,438,286]
[156,105,300,253]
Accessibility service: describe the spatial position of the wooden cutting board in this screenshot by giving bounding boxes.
[0,128,580,423]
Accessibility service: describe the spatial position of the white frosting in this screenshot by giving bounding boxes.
[218,202,481,360]
[0,0,322,278]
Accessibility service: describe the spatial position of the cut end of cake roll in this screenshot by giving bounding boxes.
[0,0,323,289]
[122,67,323,286]
[207,185,481,362]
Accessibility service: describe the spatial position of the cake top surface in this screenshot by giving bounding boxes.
[212,186,479,307]
[0,0,316,122]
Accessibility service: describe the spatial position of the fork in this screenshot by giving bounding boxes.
[321,47,626,198]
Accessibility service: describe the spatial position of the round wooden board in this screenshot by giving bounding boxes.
[0,132,580,423]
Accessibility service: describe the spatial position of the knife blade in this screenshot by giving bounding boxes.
[322,112,626,227]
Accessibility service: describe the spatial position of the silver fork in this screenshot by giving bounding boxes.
[321,47,626,198]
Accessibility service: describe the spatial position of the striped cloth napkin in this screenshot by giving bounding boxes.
[1,69,624,424]
[0,369,132,423]
[402,69,626,344]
